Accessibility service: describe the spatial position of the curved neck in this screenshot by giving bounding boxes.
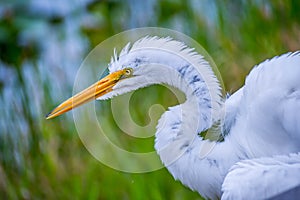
[146,50,228,198]
[115,46,223,132]
[132,48,227,199]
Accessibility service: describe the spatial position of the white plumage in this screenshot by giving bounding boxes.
[106,37,300,199]
[222,153,300,199]
[47,36,300,199]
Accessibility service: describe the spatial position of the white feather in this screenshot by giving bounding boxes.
[97,37,300,199]
[222,153,300,200]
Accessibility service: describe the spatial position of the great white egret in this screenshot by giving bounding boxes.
[46,36,300,199]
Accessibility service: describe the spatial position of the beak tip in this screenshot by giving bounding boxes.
[45,112,51,120]
[45,111,55,120]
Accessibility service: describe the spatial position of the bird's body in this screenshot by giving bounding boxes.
[47,37,300,199]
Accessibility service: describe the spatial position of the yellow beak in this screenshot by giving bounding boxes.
[46,69,127,119]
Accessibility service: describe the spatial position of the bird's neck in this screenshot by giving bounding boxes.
[112,38,235,198]
[147,53,235,199]
[133,48,223,131]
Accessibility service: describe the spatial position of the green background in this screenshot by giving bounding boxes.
[1,0,300,199]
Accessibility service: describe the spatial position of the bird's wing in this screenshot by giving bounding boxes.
[226,52,300,157]
[242,52,300,137]
[221,153,300,200]
[221,52,300,199]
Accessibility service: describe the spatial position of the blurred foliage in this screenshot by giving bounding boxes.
[0,0,300,199]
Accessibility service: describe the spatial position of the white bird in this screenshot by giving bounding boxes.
[46,36,300,199]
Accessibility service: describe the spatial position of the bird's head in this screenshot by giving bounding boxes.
[46,37,185,120]
[46,36,222,121]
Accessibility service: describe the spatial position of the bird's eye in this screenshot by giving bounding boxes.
[123,68,133,77]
